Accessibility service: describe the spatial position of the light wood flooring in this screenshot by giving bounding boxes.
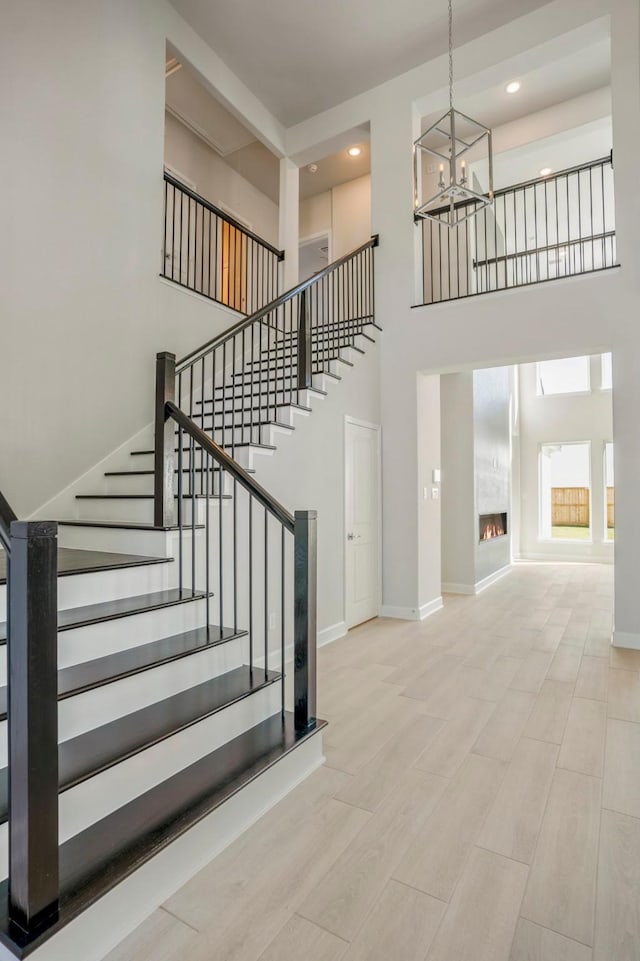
[105,562,640,961]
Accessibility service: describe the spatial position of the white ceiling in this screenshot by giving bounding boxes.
[421,37,611,134]
[300,142,371,200]
[169,0,552,125]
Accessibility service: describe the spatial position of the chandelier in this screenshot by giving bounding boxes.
[413,0,494,227]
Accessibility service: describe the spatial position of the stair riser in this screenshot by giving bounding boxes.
[74,496,231,525]
[58,524,177,557]
[57,596,210,670]
[0,636,248,755]
[241,358,340,377]
[223,372,330,392]
[0,679,284,881]
[0,562,175,623]
[103,472,232,497]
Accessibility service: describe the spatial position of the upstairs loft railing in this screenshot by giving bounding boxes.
[418,155,616,305]
[0,487,60,936]
[163,234,378,465]
[162,172,285,314]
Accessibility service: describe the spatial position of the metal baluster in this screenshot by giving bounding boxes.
[249,497,253,675]
[218,459,224,631]
[264,508,269,678]
[178,425,183,594]
[281,524,285,717]
[190,434,196,594]
[205,450,210,629]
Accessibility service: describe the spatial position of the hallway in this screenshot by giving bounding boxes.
[106,562,636,961]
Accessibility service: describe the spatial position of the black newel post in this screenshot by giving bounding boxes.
[293,510,317,731]
[8,521,59,932]
[297,291,312,391]
[154,351,176,528]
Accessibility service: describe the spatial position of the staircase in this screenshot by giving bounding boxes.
[0,236,379,958]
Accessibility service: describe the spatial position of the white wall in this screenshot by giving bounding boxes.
[440,373,476,591]
[164,112,279,245]
[0,0,286,519]
[517,354,613,562]
[417,374,442,615]
[251,345,380,640]
[299,175,371,258]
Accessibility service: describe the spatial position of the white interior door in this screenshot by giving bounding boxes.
[345,419,380,628]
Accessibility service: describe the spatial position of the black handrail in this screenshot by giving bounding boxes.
[164,172,285,260]
[177,235,380,370]
[0,488,17,554]
[473,229,616,269]
[415,155,613,221]
[166,401,295,532]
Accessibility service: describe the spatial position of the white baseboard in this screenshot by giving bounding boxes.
[612,631,640,650]
[318,621,348,647]
[441,582,475,596]
[19,731,324,961]
[381,597,443,621]
[518,551,614,566]
[443,565,512,597]
[475,564,512,594]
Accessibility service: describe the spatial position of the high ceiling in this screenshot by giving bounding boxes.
[169,0,551,126]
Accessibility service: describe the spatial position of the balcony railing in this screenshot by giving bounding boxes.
[162,172,284,315]
[417,155,617,305]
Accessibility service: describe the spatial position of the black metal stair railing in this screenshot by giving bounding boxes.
[0,487,59,935]
[162,172,284,314]
[152,389,317,733]
[418,155,616,305]
[162,234,378,470]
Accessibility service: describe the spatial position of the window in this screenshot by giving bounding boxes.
[601,353,613,390]
[539,442,591,540]
[604,443,614,541]
[536,356,590,396]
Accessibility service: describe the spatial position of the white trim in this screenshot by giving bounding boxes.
[442,582,475,596]
[382,597,443,621]
[475,564,513,593]
[158,276,242,316]
[443,564,512,596]
[344,417,382,629]
[612,631,640,650]
[318,621,348,647]
[299,230,333,266]
[519,551,613,565]
[418,596,444,619]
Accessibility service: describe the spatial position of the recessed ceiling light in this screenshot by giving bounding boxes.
[539,167,553,177]
[505,81,521,94]
[307,163,318,174]
[347,146,362,157]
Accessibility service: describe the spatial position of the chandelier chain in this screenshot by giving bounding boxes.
[448,0,453,111]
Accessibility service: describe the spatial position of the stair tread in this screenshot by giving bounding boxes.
[0,548,171,588]
[74,493,233,500]
[0,588,207,644]
[195,400,312,412]
[104,468,255,478]
[0,714,325,956]
[0,624,246,720]
[0,664,278,824]
[58,520,205,531]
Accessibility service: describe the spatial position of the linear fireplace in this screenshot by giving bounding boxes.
[479,512,508,542]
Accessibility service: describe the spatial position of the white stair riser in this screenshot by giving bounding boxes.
[74,495,231,525]
[57,524,175,557]
[0,680,283,881]
[0,562,175,623]
[103,472,231,497]
[58,596,209,667]
[0,636,249,758]
[59,635,249,740]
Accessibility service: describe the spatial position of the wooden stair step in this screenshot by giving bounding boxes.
[0,588,208,645]
[0,624,246,720]
[0,664,278,824]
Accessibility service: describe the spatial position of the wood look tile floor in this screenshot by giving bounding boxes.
[105,562,640,961]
